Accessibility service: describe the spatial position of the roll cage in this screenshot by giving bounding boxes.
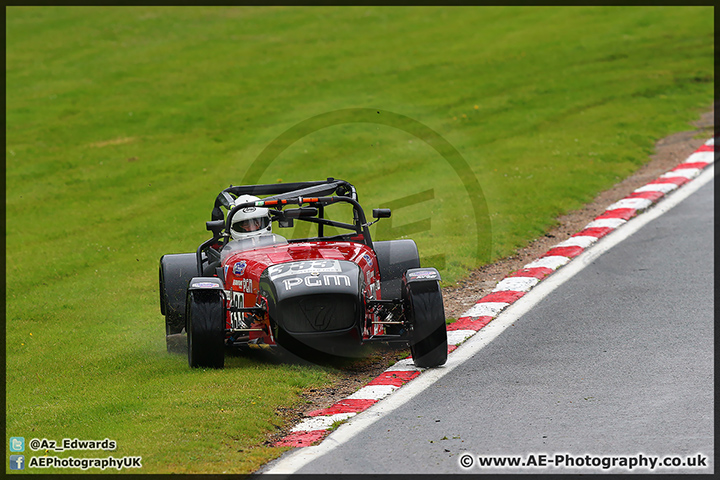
[197,178,388,276]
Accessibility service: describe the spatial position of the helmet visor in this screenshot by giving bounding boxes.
[232,216,270,234]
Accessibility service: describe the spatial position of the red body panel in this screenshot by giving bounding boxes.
[221,241,383,344]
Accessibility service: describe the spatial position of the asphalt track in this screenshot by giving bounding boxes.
[263,168,714,475]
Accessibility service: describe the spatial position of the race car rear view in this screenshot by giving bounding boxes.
[159,178,447,369]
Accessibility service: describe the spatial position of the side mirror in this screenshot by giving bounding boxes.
[206,219,225,235]
[372,208,391,219]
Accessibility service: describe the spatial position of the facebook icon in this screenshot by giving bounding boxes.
[10,455,25,470]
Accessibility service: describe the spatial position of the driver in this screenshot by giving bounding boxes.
[230,195,273,240]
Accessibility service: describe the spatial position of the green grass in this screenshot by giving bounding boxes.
[5,6,713,474]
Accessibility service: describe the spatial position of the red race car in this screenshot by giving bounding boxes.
[159,178,447,369]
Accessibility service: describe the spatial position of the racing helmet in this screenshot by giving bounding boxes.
[230,195,272,240]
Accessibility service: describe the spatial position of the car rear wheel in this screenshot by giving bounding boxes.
[159,253,197,352]
[406,281,448,368]
[187,290,225,369]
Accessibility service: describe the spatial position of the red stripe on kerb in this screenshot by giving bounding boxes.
[448,345,458,354]
[676,162,710,169]
[448,316,494,331]
[507,267,554,279]
[479,290,526,304]
[629,191,665,202]
[696,144,714,152]
[542,245,584,258]
[307,398,377,417]
[573,227,614,238]
[595,208,636,220]
[368,370,420,387]
[649,177,691,186]
[273,430,329,447]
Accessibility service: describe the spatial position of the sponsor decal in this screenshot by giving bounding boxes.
[233,278,253,293]
[224,264,230,279]
[282,274,351,291]
[407,270,439,281]
[242,206,256,213]
[363,253,373,267]
[233,261,247,276]
[268,260,342,280]
[191,282,219,288]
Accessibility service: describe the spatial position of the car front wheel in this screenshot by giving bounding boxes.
[405,281,448,368]
[187,290,225,369]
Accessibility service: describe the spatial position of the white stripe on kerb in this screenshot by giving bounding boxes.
[523,256,570,270]
[290,413,356,432]
[463,302,509,318]
[385,359,422,372]
[447,330,477,346]
[686,151,713,163]
[584,218,627,229]
[493,276,539,292]
[605,197,653,211]
[555,236,597,249]
[346,385,398,400]
[634,183,678,194]
[662,168,701,179]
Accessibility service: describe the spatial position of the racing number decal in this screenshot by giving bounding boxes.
[267,260,342,280]
[230,291,244,328]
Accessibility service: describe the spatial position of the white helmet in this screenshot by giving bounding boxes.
[230,195,272,240]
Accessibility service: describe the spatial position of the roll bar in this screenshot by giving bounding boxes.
[211,178,356,221]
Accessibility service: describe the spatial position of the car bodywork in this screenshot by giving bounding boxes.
[159,178,447,368]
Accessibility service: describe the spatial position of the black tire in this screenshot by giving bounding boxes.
[159,253,197,352]
[187,290,225,369]
[160,264,185,354]
[405,281,447,368]
[159,253,197,332]
[374,240,420,300]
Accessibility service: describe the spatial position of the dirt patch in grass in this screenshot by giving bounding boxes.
[263,104,714,451]
[88,136,136,148]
